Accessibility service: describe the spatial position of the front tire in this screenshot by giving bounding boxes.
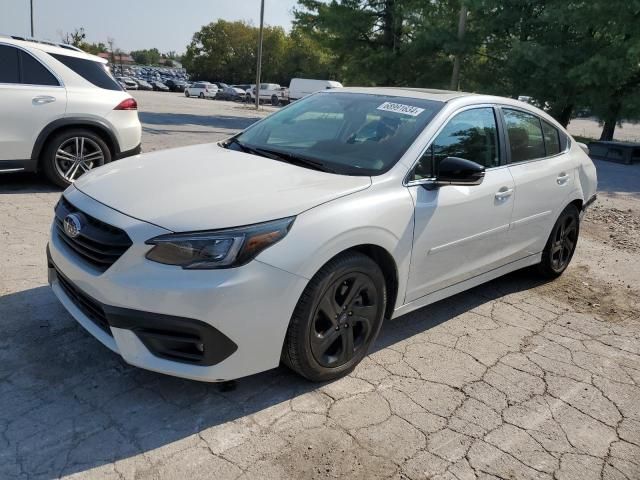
[271,95,280,106]
[41,129,111,188]
[185,90,190,97]
[282,252,387,382]
[198,92,204,99]
[537,204,580,278]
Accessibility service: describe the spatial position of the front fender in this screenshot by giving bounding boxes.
[256,185,416,310]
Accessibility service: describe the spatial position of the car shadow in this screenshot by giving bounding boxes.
[0,172,61,194]
[0,269,547,477]
[138,112,262,130]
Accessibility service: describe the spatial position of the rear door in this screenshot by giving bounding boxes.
[0,44,66,162]
[500,107,576,261]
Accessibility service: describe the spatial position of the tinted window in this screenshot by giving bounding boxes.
[236,92,444,176]
[413,107,499,180]
[19,51,58,86]
[49,53,122,91]
[504,109,546,162]
[542,120,561,155]
[0,45,20,83]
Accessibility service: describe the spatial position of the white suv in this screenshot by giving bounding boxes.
[0,36,142,187]
[184,82,218,99]
[48,88,597,383]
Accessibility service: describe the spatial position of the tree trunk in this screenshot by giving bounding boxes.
[450,3,468,91]
[558,104,574,128]
[599,100,622,141]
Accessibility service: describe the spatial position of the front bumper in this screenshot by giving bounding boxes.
[48,187,308,382]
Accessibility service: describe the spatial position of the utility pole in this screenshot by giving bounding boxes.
[255,0,265,109]
[450,2,467,91]
[29,0,34,37]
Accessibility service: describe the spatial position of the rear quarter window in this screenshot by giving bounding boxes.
[49,53,122,91]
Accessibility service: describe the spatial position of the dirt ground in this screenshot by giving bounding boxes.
[1,91,639,480]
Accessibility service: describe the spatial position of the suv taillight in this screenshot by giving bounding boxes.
[114,98,138,110]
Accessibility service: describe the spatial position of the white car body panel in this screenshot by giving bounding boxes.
[73,143,372,231]
[49,88,597,381]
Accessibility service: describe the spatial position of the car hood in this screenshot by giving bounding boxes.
[73,143,371,232]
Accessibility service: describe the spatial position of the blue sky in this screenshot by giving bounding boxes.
[1,0,299,53]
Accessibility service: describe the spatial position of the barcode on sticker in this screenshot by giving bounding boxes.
[377,102,425,117]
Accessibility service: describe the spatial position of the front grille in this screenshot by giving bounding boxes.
[54,196,132,272]
[54,267,112,336]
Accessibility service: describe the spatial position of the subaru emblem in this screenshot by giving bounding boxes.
[63,213,82,239]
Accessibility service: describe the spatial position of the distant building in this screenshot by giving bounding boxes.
[98,52,135,64]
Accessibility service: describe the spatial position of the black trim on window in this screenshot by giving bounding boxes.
[496,105,570,165]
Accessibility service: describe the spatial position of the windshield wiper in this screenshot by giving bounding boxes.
[225,138,336,174]
[251,147,337,174]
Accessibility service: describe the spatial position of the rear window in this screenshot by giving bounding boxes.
[50,53,122,91]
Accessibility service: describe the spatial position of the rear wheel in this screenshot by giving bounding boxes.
[41,129,111,188]
[537,204,580,278]
[198,92,204,99]
[283,252,386,382]
[185,90,190,97]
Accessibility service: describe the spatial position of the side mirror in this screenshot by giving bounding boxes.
[436,157,485,186]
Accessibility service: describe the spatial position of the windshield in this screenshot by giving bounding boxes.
[233,92,444,175]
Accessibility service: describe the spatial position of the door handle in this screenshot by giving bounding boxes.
[32,95,56,105]
[495,187,513,200]
[557,172,570,185]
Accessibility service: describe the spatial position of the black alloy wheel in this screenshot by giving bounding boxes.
[310,272,378,368]
[283,252,386,382]
[538,204,580,278]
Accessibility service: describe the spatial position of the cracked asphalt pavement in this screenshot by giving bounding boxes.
[1,92,639,479]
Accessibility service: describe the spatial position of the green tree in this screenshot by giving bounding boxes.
[130,48,161,65]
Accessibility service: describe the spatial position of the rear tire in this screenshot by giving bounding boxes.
[185,90,190,97]
[41,129,111,188]
[537,204,580,278]
[282,252,386,382]
[199,92,204,99]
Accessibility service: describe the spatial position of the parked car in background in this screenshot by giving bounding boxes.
[247,83,289,105]
[136,79,153,91]
[185,82,217,99]
[288,78,343,102]
[0,35,141,187]
[116,76,138,90]
[152,81,169,92]
[216,86,246,101]
[118,80,128,90]
[165,79,187,92]
[46,87,597,382]
[234,84,252,91]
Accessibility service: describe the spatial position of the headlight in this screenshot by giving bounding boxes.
[145,217,295,269]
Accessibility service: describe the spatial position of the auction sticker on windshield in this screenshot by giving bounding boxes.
[377,102,425,117]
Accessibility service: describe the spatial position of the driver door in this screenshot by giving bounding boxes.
[405,106,515,302]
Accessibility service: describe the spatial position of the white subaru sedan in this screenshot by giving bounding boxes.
[47,88,597,382]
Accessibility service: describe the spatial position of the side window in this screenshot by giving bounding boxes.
[49,54,121,91]
[0,45,20,83]
[542,120,561,155]
[19,51,59,86]
[412,107,499,180]
[503,109,546,162]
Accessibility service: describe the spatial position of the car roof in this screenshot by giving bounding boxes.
[334,87,473,102]
[0,35,107,63]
